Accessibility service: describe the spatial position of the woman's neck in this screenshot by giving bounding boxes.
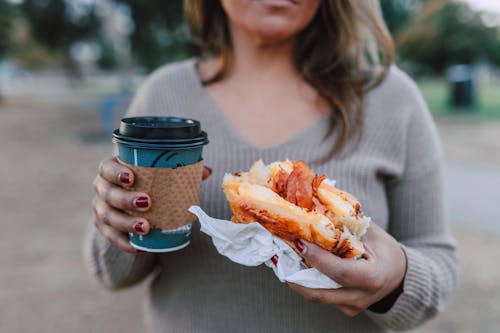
[226,24,299,81]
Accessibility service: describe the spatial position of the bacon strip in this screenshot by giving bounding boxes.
[271,168,289,198]
[270,161,318,211]
[293,161,315,210]
[312,175,326,196]
[285,168,298,205]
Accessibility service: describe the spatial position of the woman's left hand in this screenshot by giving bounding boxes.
[287,222,407,317]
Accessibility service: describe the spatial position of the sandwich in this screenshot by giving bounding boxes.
[221,160,370,259]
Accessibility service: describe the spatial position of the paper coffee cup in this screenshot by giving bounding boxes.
[112,116,209,252]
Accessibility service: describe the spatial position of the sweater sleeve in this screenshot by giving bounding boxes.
[365,83,458,330]
[83,81,157,290]
[83,223,157,289]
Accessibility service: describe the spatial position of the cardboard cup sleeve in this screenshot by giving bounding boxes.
[118,159,204,230]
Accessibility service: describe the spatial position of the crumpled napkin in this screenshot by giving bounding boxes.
[188,205,341,289]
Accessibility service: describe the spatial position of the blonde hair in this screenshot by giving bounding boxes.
[185,0,394,158]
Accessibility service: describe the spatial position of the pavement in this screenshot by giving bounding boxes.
[446,163,500,234]
[0,88,499,333]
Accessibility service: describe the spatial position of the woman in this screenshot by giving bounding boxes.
[86,0,458,331]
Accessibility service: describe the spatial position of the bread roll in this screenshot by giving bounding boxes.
[222,160,369,259]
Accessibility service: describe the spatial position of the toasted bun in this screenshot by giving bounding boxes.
[222,160,369,258]
[223,181,341,252]
[315,184,370,238]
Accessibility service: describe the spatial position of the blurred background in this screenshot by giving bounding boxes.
[0,0,499,332]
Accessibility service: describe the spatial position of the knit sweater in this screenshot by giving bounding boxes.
[84,59,458,332]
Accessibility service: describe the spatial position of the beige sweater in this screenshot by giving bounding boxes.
[84,59,458,332]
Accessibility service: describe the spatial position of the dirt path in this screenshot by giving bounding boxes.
[0,94,499,332]
[0,95,144,333]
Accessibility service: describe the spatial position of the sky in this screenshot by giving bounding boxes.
[463,0,500,14]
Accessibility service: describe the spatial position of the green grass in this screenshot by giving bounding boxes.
[416,78,500,118]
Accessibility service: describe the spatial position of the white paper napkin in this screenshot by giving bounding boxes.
[189,205,342,289]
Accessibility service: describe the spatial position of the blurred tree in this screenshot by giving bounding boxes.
[10,0,192,72]
[0,0,15,102]
[21,0,100,74]
[380,0,422,35]
[113,0,193,71]
[0,0,14,59]
[9,19,57,70]
[396,0,500,73]
[97,39,120,70]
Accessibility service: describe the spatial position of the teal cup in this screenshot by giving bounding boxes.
[112,117,208,252]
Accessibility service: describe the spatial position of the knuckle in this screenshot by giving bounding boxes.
[91,197,98,212]
[98,160,106,175]
[373,280,384,291]
[305,250,320,265]
[334,269,349,283]
[344,310,356,318]
[122,244,136,254]
[304,291,324,304]
[352,298,368,310]
[118,193,133,210]
[343,308,360,318]
[92,217,99,228]
[93,200,111,226]
[105,231,118,245]
[92,177,99,194]
[100,210,111,226]
[328,265,353,284]
[92,200,102,220]
[367,274,383,291]
[95,205,105,222]
[102,184,112,204]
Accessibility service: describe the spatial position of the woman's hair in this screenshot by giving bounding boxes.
[184,0,394,158]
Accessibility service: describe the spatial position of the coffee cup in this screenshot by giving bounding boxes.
[112,116,208,252]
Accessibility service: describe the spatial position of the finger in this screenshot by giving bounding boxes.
[336,305,362,318]
[288,281,364,315]
[202,166,212,180]
[295,239,369,287]
[98,156,135,187]
[96,222,137,254]
[361,222,394,258]
[93,198,150,235]
[94,175,151,212]
[287,282,363,306]
[361,221,381,242]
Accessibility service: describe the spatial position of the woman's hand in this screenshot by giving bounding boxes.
[286,223,407,317]
[92,156,212,253]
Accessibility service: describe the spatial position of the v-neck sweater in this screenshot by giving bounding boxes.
[84,59,458,332]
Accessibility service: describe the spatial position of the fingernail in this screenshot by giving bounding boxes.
[271,255,279,266]
[136,250,147,254]
[134,221,145,233]
[206,166,213,175]
[119,172,131,184]
[294,239,306,254]
[135,196,149,208]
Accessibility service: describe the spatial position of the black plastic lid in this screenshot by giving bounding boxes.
[112,116,209,149]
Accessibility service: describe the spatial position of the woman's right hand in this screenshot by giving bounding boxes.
[91,156,212,253]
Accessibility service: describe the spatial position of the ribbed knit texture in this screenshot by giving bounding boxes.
[84,59,458,332]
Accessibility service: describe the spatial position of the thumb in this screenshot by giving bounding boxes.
[295,239,364,287]
[202,166,212,180]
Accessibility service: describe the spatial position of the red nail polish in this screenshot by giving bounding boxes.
[134,222,145,233]
[294,239,305,253]
[136,250,147,254]
[119,172,131,184]
[206,166,213,175]
[135,197,149,208]
[271,255,278,266]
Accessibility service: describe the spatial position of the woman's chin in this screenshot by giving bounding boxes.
[250,22,300,45]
